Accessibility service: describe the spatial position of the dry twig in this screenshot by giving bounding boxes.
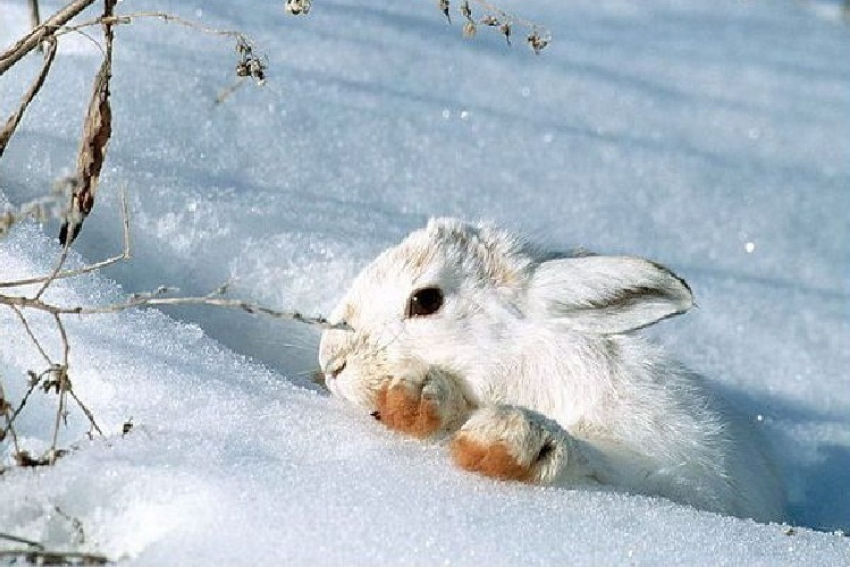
[0,38,57,158]
[58,12,256,52]
[1,288,350,330]
[0,549,109,565]
[1,191,347,468]
[0,380,21,452]
[0,191,130,290]
[1,0,533,476]
[449,0,551,53]
[3,3,267,243]
[28,0,43,30]
[0,531,43,549]
[0,190,68,239]
[0,0,97,75]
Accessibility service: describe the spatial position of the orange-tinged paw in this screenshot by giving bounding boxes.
[450,434,532,482]
[374,378,444,438]
[449,406,571,484]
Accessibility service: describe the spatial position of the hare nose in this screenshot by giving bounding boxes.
[327,360,347,380]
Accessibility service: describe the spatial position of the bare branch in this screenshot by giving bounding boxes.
[1,379,22,453]
[0,192,67,239]
[6,371,43,430]
[0,290,351,331]
[0,0,351,475]
[54,313,70,367]
[67,387,103,438]
[52,312,103,437]
[469,0,537,30]
[54,12,268,86]
[0,549,109,565]
[0,0,96,76]
[452,0,550,52]
[0,531,43,549]
[0,189,130,290]
[48,366,68,464]
[28,0,42,30]
[0,38,57,158]
[35,241,72,300]
[8,305,53,366]
[59,11,254,46]
[215,77,249,105]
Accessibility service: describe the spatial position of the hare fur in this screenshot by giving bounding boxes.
[318,218,785,522]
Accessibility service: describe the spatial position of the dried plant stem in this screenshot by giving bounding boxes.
[1,188,347,465]
[60,11,253,46]
[1,291,349,331]
[49,375,67,463]
[7,371,43,427]
[56,313,70,364]
[4,307,103,443]
[0,0,96,75]
[9,305,53,366]
[0,190,130,290]
[215,77,249,105]
[0,187,337,330]
[0,550,109,565]
[35,241,72,301]
[1,380,22,453]
[469,0,538,30]
[29,0,42,30]
[0,531,43,549]
[0,38,56,158]
[55,313,103,438]
[68,387,103,438]
[0,192,67,239]
[48,314,69,461]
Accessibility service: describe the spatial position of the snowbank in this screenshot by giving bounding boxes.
[1,0,848,563]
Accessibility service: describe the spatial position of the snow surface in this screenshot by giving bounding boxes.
[1,0,849,563]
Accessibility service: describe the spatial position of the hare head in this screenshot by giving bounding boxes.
[318,218,693,410]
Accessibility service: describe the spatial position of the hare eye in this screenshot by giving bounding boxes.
[406,287,444,318]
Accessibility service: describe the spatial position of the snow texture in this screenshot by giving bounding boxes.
[1,0,849,564]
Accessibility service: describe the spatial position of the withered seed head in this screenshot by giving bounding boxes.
[285,0,312,16]
[438,0,451,24]
[500,22,512,45]
[527,30,550,54]
[460,0,472,20]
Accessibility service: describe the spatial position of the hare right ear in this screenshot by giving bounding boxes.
[526,256,694,335]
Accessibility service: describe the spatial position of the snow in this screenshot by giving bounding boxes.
[2,0,849,563]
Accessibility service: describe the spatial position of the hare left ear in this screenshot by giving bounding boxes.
[526,256,694,335]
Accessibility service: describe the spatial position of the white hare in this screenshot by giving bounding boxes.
[318,218,785,522]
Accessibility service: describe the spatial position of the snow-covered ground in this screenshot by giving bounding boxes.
[1,0,849,563]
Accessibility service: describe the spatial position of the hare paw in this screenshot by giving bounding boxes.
[373,371,467,439]
[450,406,572,484]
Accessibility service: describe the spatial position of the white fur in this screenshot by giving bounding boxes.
[318,218,785,522]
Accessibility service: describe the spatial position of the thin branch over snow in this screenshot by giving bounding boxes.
[1,190,348,469]
[0,38,56,158]
[0,0,530,474]
[0,0,97,75]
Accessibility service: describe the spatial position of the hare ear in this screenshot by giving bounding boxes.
[526,256,694,335]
